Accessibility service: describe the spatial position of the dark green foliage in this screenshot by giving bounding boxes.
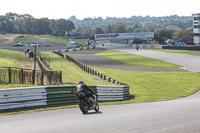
[155,29,174,40]
[0,12,75,37]
[0,12,193,40]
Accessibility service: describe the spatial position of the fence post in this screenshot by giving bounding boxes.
[60,71,62,84]
[50,71,52,85]
[32,70,35,85]
[41,71,44,85]
[21,69,24,84]
[8,67,11,83]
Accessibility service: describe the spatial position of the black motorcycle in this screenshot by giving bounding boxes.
[75,91,99,114]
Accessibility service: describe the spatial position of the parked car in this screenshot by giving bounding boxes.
[66,41,79,48]
[174,42,187,46]
[30,43,40,47]
[14,42,24,47]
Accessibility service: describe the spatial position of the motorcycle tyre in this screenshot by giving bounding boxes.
[79,100,88,114]
[94,103,99,112]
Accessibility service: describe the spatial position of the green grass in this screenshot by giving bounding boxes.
[74,39,89,46]
[40,35,67,44]
[90,67,200,103]
[145,48,200,54]
[0,39,8,43]
[42,51,114,85]
[0,49,23,67]
[95,50,180,68]
[1,49,200,115]
[0,84,38,89]
[13,35,40,43]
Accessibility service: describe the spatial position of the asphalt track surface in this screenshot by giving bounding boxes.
[70,49,183,72]
[109,47,200,72]
[1,46,200,133]
[1,91,200,133]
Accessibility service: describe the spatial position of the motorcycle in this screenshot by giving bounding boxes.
[75,91,99,114]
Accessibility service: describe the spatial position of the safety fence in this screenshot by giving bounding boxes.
[53,51,128,86]
[0,85,129,110]
[0,67,62,85]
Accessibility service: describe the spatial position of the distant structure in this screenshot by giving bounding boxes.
[175,35,194,45]
[193,13,200,45]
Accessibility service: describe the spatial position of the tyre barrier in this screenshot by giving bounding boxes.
[0,85,129,110]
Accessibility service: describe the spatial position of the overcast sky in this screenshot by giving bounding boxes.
[1,0,200,19]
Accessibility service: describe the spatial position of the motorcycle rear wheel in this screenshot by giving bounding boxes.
[79,100,88,114]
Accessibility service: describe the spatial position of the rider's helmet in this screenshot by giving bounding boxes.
[78,80,84,85]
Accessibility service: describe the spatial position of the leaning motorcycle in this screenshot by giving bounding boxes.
[75,91,99,114]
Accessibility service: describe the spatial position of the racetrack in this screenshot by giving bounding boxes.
[0,90,200,133]
[109,47,200,72]
[70,49,183,72]
[1,46,200,133]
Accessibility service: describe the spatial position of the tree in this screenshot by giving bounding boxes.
[176,27,193,38]
[156,29,174,40]
[105,24,113,33]
[112,21,127,33]
[55,19,75,36]
[65,20,75,37]
[134,28,143,32]
[33,18,52,35]
[94,27,105,34]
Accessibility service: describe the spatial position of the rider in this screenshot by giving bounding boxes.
[76,80,94,101]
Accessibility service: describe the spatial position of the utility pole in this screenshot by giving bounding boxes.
[34,45,36,71]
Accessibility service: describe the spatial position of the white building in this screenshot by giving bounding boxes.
[193,13,200,45]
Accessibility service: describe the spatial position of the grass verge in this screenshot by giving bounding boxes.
[0,49,23,67]
[74,39,89,46]
[1,49,200,115]
[90,67,200,103]
[13,35,40,43]
[42,51,114,85]
[94,50,180,68]
[40,34,67,44]
[0,39,8,43]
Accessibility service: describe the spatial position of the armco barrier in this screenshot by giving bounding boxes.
[0,85,129,110]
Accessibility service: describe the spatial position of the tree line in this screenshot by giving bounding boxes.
[69,15,193,40]
[0,12,194,40]
[0,12,75,36]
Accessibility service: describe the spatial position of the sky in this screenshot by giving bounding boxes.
[1,0,200,20]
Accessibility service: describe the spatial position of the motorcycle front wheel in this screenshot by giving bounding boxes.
[94,103,99,112]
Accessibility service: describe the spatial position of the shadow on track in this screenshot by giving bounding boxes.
[82,111,103,115]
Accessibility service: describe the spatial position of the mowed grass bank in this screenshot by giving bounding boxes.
[46,49,200,103]
[94,50,180,68]
[0,49,23,67]
[13,34,88,45]
[0,49,38,89]
[91,49,200,103]
[91,67,200,103]
[42,51,113,85]
[0,39,8,43]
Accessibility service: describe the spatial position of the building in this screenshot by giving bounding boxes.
[175,35,194,45]
[193,13,200,45]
